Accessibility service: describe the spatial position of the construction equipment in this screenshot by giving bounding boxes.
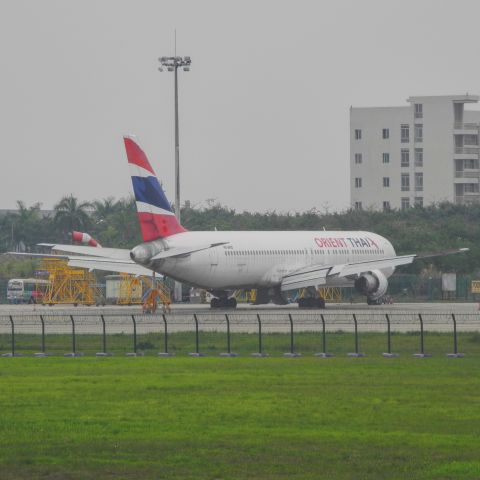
[142,277,172,313]
[318,287,342,302]
[41,258,103,306]
[233,289,257,303]
[117,273,143,305]
[296,287,342,303]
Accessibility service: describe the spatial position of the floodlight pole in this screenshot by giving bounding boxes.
[158,54,191,222]
[174,65,180,221]
[158,53,191,303]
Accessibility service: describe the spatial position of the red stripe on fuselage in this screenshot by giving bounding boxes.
[137,212,186,241]
[124,137,155,175]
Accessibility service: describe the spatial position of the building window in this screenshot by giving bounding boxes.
[383,201,391,211]
[464,134,479,146]
[414,148,423,167]
[354,201,362,210]
[401,173,410,191]
[401,197,410,210]
[464,159,479,169]
[382,153,390,164]
[464,183,479,193]
[355,129,362,140]
[401,124,409,143]
[355,177,362,188]
[382,128,389,139]
[354,153,362,164]
[415,172,423,191]
[383,177,390,187]
[414,197,423,207]
[401,149,410,167]
[414,124,423,142]
[414,103,423,119]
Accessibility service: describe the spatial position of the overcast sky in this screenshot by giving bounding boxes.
[2,0,480,213]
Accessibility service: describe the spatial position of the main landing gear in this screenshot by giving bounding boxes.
[210,297,237,309]
[298,297,325,309]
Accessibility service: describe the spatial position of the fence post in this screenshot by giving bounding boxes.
[348,314,364,357]
[158,314,174,356]
[1,316,17,357]
[284,314,300,357]
[34,315,47,357]
[382,314,398,357]
[315,314,333,357]
[447,313,464,358]
[96,315,111,356]
[64,315,82,357]
[251,314,267,357]
[126,314,142,356]
[413,313,430,358]
[220,314,238,357]
[189,314,204,357]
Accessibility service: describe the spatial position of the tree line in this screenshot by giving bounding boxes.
[0,196,479,276]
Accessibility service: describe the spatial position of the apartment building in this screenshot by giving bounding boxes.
[350,94,480,210]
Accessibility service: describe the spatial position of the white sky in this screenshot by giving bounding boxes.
[1,0,480,213]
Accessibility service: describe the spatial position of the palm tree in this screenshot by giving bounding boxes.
[91,197,120,224]
[54,195,92,235]
[8,201,46,251]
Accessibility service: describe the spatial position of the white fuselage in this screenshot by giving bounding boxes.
[147,230,396,291]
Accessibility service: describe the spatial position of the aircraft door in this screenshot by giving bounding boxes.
[209,246,219,278]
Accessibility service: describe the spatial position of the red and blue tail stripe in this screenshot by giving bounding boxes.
[124,136,186,241]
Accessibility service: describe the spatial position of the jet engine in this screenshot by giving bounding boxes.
[354,269,388,301]
[130,240,165,266]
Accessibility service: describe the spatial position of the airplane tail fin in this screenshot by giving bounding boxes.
[123,136,187,242]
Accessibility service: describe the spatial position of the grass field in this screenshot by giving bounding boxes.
[1,349,480,479]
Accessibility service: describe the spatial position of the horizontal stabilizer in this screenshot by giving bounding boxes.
[5,251,153,277]
[67,257,154,276]
[38,244,131,260]
[151,242,229,260]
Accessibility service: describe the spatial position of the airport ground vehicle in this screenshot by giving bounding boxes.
[6,278,49,304]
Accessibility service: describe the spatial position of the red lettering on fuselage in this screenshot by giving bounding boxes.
[314,237,348,248]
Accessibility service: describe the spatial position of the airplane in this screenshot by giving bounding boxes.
[10,136,468,309]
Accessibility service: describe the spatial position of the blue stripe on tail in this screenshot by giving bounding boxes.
[131,176,173,212]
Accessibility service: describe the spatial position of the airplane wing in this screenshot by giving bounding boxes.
[280,248,468,291]
[280,255,416,291]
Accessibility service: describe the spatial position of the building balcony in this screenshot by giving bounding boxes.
[455,169,480,179]
[455,195,480,205]
[454,146,480,159]
[454,176,479,185]
[454,122,478,134]
[455,192,480,205]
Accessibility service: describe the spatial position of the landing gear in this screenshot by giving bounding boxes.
[298,297,325,309]
[210,296,237,309]
[367,297,383,306]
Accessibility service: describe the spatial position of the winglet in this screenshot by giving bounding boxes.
[123,136,187,241]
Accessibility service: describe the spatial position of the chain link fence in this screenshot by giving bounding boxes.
[1,311,479,357]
